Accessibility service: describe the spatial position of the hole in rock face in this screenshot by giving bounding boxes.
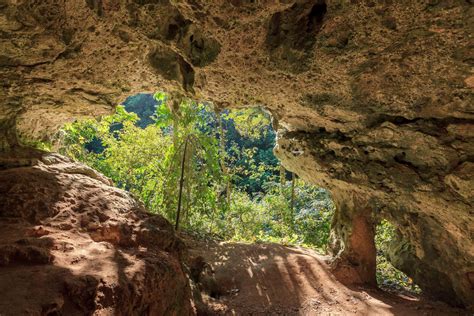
[375,219,421,295]
[310,2,327,19]
[148,46,195,91]
[266,0,327,51]
[307,2,327,35]
[34,93,441,313]
[166,23,180,40]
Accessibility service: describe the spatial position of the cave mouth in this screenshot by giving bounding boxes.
[48,92,421,294]
[375,219,421,295]
[6,91,465,314]
[51,92,336,249]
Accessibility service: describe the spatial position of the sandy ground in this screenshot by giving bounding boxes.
[185,237,468,316]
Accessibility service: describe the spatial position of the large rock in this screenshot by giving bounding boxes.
[0,0,472,309]
[0,150,193,315]
[275,128,473,308]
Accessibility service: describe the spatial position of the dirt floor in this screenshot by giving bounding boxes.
[185,237,468,316]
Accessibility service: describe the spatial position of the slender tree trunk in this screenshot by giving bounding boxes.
[226,181,232,206]
[184,142,193,226]
[290,172,296,212]
[280,164,286,193]
[217,112,231,207]
[175,137,189,231]
[168,101,180,220]
[172,100,179,149]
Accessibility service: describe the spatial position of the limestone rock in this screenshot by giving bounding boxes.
[0,0,473,309]
[0,150,193,315]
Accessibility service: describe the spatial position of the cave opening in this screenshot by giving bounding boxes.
[3,89,466,314]
[375,219,422,295]
[53,92,336,249]
[49,92,422,297]
[1,0,471,312]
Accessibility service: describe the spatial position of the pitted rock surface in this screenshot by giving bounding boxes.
[0,151,193,315]
[0,0,473,308]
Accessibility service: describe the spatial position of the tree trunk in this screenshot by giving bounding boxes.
[171,100,179,149]
[217,112,231,207]
[290,172,296,212]
[175,137,189,231]
[280,164,286,193]
[184,143,192,227]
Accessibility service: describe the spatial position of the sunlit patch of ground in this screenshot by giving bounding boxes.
[184,235,467,315]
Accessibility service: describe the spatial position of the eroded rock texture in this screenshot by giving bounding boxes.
[0,0,473,309]
[0,150,193,315]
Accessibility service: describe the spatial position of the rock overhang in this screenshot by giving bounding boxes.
[0,0,473,308]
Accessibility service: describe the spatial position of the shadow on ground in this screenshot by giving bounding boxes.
[185,236,468,316]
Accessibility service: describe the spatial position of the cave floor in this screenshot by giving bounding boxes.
[185,236,467,315]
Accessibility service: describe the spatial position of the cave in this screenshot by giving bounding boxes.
[1,0,473,314]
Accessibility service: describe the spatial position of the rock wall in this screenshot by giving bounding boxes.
[275,129,473,307]
[0,0,473,308]
[0,150,193,315]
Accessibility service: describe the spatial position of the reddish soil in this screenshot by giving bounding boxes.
[185,237,468,316]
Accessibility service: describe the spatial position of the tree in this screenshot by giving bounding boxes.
[59,96,335,249]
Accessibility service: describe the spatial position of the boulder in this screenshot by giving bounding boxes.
[0,150,193,315]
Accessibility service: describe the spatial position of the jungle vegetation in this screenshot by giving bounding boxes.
[56,93,419,293]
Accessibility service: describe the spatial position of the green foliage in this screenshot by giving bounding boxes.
[223,108,271,139]
[375,220,421,294]
[209,183,334,250]
[59,97,334,249]
[123,93,159,128]
[60,99,223,231]
[222,108,278,194]
[59,94,418,293]
[20,138,53,152]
